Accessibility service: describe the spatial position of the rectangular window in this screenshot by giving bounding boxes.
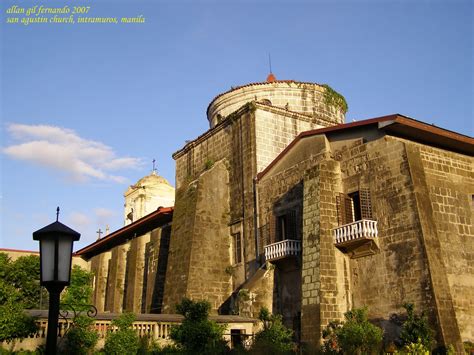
[337,188,372,225]
[233,233,242,264]
[275,210,297,241]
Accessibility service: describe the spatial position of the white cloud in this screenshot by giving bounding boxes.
[3,124,143,183]
[67,212,92,230]
[94,207,115,219]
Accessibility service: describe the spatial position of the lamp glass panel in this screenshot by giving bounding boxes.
[57,238,73,283]
[41,239,55,282]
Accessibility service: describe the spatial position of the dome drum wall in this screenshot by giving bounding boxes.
[207,81,346,128]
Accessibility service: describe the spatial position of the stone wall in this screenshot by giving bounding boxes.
[300,159,348,346]
[256,132,472,348]
[162,160,233,313]
[420,146,474,341]
[333,136,471,348]
[144,226,172,313]
[104,243,129,313]
[254,108,322,172]
[414,142,473,343]
[124,233,151,313]
[88,226,172,315]
[90,251,111,313]
[336,137,433,317]
[167,81,346,317]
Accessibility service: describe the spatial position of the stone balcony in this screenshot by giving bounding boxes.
[333,219,379,258]
[264,239,301,263]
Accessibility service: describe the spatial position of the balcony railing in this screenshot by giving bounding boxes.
[333,219,379,258]
[264,239,301,262]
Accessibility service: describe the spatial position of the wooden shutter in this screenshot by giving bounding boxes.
[336,193,354,225]
[269,214,276,244]
[285,210,297,240]
[359,188,373,219]
[233,233,242,264]
[258,224,267,249]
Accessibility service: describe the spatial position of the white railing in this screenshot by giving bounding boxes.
[264,239,301,261]
[4,313,257,352]
[30,319,175,340]
[333,219,378,244]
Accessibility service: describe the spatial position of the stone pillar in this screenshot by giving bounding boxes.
[162,160,232,313]
[405,144,463,351]
[301,158,346,347]
[124,233,151,313]
[90,251,111,313]
[105,243,130,313]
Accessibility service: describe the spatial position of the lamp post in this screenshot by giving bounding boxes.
[33,207,80,355]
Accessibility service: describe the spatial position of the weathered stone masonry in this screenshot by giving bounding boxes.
[165,81,345,314]
[75,79,473,352]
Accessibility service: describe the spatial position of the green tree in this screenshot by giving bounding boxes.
[1,253,44,309]
[62,315,99,355]
[103,313,140,355]
[61,265,94,311]
[0,253,39,345]
[170,298,228,354]
[0,279,37,344]
[399,303,434,350]
[250,307,295,354]
[322,307,383,355]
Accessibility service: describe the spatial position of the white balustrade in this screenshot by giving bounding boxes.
[333,219,378,245]
[264,239,301,261]
[28,319,174,340]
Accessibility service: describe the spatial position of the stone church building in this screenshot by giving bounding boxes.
[75,75,473,350]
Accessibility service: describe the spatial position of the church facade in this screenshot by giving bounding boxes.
[75,76,473,350]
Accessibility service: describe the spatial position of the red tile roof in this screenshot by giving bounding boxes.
[74,207,173,259]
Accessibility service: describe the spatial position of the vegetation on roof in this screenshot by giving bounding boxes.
[322,84,348,114]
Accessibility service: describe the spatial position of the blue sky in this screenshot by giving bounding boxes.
[1,0,472,251]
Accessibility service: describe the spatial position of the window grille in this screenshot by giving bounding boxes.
[336,188,373,224]
[233,233,242,264]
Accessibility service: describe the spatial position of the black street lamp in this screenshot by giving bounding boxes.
[33,207,80,355]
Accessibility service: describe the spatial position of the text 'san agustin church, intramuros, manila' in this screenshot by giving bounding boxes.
[74,74,474,349]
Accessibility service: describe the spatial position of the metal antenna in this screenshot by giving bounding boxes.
[56,207,60,222]
[268,53,273,74]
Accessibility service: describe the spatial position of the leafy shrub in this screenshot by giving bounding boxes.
[61,265,94,311]
[464,341,474,354]
[0,278,38,344]
[0,300,38,344]
[63,315,99,354]
[103,313,139,355]
[322,307,383,354]
[170,298,228,354]
[393,338,430,354]
[250,307,294,354]
[399,303,434,349]
[136,335,163,354]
